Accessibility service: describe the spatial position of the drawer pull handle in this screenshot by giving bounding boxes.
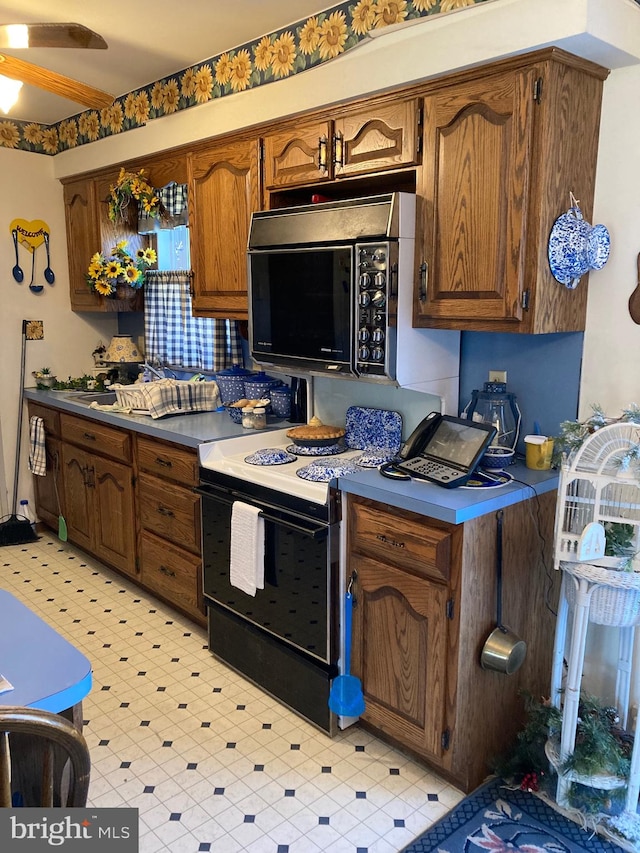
[377,533,405,549]
[155,457,172,468]
[159,564,176,577]
[157,506,175,518]
[83,431,96,441]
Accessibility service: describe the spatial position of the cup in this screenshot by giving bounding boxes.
[524,435,554,470]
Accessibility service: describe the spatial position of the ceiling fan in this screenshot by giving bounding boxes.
[0,22,114,113]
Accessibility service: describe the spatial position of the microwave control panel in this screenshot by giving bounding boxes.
[355,241,397,379]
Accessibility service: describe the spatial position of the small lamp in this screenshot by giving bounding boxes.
[104,335,142,383]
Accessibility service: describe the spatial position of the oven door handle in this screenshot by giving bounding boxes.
[258,511,327,540]
[195,484,328,539]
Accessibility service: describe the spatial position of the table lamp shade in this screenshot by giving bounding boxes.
[105,335,142,363]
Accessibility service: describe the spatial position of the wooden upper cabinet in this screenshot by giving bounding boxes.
[416,68,536,329]
[334,98,420,178]
[263,99,420,190]
[415,52,607,333]
[188,136,261,319]
[63,177,102,311]
[263,119,331,189]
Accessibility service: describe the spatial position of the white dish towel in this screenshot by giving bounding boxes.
[230,501,265,597]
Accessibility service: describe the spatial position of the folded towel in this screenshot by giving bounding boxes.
[230,501,264,597]
[28,416,46,476]
[110,379,221,418]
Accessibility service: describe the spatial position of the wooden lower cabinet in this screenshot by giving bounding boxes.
[347,492,557,793]
[136,436,205,626]
[139,531,202,623]
[61,443,136,578]
[29,403,204,626]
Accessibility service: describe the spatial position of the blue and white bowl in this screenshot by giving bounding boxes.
[548,205,610,289]
[481,446,515,471]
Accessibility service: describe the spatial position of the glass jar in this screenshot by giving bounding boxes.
[242,407,255,429]
[252,407,267,429]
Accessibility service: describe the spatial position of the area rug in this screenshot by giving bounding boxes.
[402,777,623,852]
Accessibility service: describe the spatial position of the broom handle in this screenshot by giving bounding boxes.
[11,321,27,513]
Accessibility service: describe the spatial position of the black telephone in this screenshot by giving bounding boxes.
[380,412,496,488]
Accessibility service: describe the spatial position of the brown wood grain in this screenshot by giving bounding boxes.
[138,472,201,554]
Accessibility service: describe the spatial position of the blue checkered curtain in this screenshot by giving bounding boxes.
[144,270,243,371]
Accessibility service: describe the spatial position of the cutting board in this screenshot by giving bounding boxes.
[345,406,403,453]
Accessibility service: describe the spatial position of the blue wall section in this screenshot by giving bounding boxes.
[458,332,584,455]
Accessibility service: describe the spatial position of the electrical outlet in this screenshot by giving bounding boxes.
[489,370,507,383]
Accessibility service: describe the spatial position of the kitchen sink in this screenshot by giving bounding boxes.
[66,391,118,405]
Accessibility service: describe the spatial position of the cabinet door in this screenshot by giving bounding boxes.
[61,444,93,552]
[415,67,536,327]
[188,137,261,319]
[334,99,419,178]
[63,177,102,311]
[350,552,448,760]
[33,437,63,531]
[263,119,331,189]
[92,455,137,578]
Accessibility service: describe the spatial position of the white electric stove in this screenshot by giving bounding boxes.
[198,427,363,504]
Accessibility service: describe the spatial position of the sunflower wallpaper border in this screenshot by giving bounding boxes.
[0,0,489,156]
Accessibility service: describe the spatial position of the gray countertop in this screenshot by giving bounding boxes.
[24,388,260,449]
[337,462,558,524]
[26,388,559,523]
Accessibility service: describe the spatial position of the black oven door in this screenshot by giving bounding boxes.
[197,478,340,733]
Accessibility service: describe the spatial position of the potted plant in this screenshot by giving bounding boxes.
[32,367,56,389]
[86,240,156,300]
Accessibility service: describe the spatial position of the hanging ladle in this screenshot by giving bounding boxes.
[43,231,55,284]
[28,249,43,294]
[11,229,23,282]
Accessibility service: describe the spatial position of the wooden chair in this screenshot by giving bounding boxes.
[0,707,90,807]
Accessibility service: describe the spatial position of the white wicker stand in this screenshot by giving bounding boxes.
[550,422,640,814]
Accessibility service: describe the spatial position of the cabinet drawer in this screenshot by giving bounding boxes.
[349,498,452,583]
[28,403,60,437]
[60,413,131,463]
[138,472,200,554]
[140,530,202,616]
[137,436,198,486]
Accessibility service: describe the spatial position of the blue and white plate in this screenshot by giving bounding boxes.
[296,458,359,482]
[286,443,344,457]
[345,406,402,453]
[355,448,397,468]
[244,448,297,466]
[548,206,610,289]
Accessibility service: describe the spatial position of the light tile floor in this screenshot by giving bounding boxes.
[1,534,464,853]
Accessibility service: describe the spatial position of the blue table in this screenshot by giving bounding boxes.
[0,590,92,714]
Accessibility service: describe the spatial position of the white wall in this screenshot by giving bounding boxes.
[0,149,117,518]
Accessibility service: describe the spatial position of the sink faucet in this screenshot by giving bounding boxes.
[142,361,178,380]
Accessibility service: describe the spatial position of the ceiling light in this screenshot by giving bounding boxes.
[0,75,22,113]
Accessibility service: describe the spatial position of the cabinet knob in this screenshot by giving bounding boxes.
[155,457,172,468]
[159,564,176,578]
[318,136,328,172]
[157,505,175,518]
[419,261,429,302]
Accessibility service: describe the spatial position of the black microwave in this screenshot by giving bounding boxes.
[248,193,412,382]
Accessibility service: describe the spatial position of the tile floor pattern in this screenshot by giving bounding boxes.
[1,535,465,853]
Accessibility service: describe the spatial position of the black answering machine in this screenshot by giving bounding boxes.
[380,412,497,488]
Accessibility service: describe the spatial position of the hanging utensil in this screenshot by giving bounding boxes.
[28,249,43,294]
[11,229,23,282]
[480,510,527,675]
[628,253,640,325]
[43,231,55,284]
[328,576,365,717]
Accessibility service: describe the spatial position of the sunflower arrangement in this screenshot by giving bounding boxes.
[86,240,157,297]
[107,167,166,222]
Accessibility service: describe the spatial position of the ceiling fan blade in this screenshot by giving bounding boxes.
[0,23,107,50]
[0,53,113,109]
